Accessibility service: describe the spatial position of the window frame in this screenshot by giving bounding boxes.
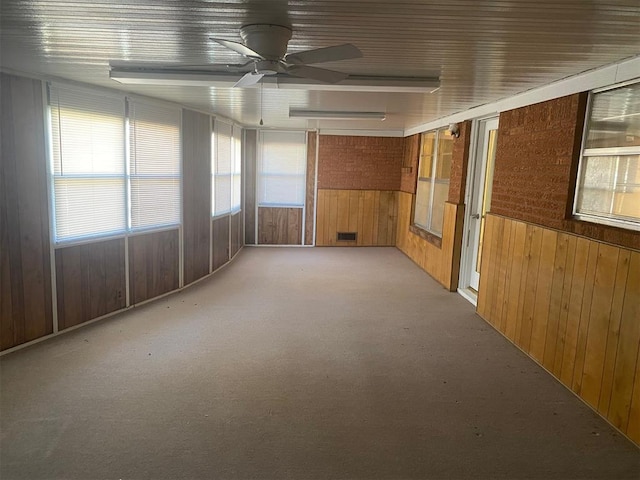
[47,83,184,245]
[257,130,307,208]
[573,80,640,232]
[412,127,452,238]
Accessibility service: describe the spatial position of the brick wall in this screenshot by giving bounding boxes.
[400,135,419,194]
[492,93,639,250]
[317,135,403,190]
[448,120,472,205]
[491,94,586,227]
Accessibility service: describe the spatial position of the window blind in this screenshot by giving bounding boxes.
[258,131,306,206]
[231,125,242,212]
[49,85,126,242]
[212,120,233,215]
[128,99,182,230]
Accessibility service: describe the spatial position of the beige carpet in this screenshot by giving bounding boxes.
[1,247,638,479]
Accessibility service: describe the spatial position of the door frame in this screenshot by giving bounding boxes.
[458,115,499,305]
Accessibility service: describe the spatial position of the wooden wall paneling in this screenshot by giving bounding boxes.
[476,214,640,445]
[129,229,180,305]
[518,225,543,352]
[305,132,317,245]
[542,233,570,371]
[244,129,257,245]
[559,237,591,386]
[348,190,360,236]
[231,211,242,258]
[316,191,327,245]
[497,219,516,332]
[571,242,599,395]
[55,239,126,330]
[212,215,231,270]
[529,228,558,362]
[626,351,640,444]
[257,207,302,245]
[580,244,620,408]
[287,208,302,244]
[336,190,350,239]
[607,251,640,431]
[361,191,375,245]
[597,249,631,416]
[476,214,496,319]
[490,217,511,330]
[182,109,211,286]
[551,235,578,377]
[1,73,54,350]
[503,221,527,342]
[328,191,339,245]
[315,190,398,247]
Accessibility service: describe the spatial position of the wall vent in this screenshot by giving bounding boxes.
[337,232,357,241]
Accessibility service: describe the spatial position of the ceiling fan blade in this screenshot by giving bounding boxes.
[285,44,362,65]
[233,71,264,88]
[211,38,264,59]
[110,60,254,71]
[285,65,348,83]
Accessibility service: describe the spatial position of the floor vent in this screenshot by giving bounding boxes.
[337,232,357,241]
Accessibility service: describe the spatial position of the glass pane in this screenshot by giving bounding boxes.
[585,82,640,149]
[418,132,435,178]
[577,154,640,222]
[430,181,449,235]
[436,129,453,180]
[413,179,430,229]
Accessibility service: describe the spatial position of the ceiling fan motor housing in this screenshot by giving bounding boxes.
[240,24,292,60]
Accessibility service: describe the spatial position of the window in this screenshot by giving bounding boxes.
[129,99,182,230]
[212,119,233,216]
[231,125,242,212]
[258,131,306,206]
[575,81,640,230]
[49,85,127,242]
[413,128,453,236]
[49,84,182,243]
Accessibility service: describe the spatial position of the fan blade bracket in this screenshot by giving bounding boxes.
[233,71,265,88]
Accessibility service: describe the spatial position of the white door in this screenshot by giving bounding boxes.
[462,117,499,295]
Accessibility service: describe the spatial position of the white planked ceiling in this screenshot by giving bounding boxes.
[1,1,639,133]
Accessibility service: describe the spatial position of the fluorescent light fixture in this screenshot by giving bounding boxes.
[109,68,440,93]
[289,109,386,120]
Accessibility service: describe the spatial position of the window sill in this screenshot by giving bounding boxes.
[409,224,442,248]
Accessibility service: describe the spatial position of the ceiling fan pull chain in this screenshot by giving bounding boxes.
[259,81,264,126]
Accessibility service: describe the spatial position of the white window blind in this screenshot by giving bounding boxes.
[231,125,242,212]
[258,131,306,206]
[49,85,126,242]
[129,99,182,230]
[212,120,233,216]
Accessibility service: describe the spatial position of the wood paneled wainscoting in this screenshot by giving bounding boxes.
[315,190,398,246]
[395,192,464,291]
[129,229,180,305]
[55,239,127,330]
[258,207,303,245]
[477,213,640,445]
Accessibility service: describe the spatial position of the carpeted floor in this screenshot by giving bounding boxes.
[1,247,638,479]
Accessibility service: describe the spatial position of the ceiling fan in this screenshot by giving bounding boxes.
[118,24,362,88]
[109,24,440,92]
[210,24,362,87]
